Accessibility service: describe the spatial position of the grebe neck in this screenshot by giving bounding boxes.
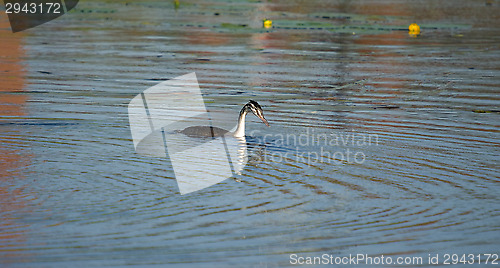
[233,109,248,137]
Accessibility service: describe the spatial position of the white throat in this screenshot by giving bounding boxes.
[232,111,247,137]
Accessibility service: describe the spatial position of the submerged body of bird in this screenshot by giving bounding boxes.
[179,100,269,138]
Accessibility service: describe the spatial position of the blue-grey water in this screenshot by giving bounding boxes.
[1,0,499,267]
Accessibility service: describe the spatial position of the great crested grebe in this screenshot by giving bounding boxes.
[179,100,269,138]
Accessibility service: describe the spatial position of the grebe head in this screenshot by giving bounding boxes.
[243,100,270,127]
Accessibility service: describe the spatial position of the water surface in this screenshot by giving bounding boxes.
[0,0,499,266]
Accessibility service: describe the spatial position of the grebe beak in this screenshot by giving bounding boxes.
[257,113,270,127]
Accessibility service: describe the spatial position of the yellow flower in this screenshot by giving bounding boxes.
[409,23,420,36]
[263,19,272,29]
